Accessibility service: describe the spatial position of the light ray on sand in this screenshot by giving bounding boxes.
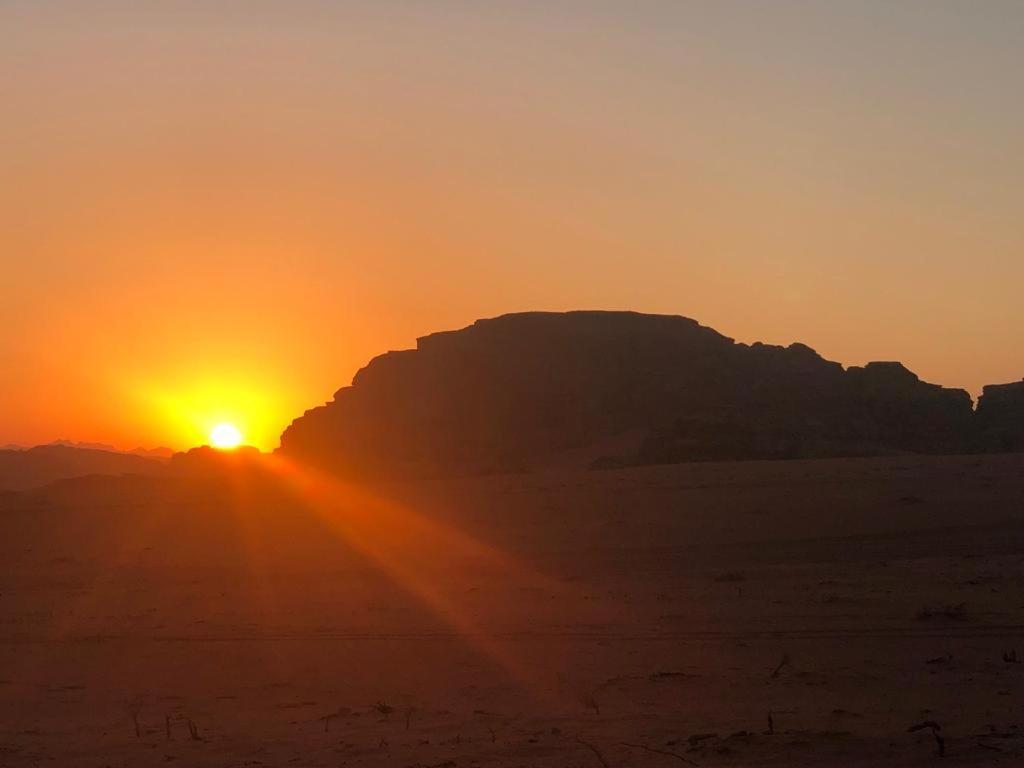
[261,455,568,701]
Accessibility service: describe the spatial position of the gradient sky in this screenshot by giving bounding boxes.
[2,1,1023,451]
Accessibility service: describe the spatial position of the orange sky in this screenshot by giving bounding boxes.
[2,2,1023,451]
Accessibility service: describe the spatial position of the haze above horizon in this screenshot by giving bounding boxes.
[3,1,1023,451]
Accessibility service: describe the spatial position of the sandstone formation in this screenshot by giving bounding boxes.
[279,311,987,476]
[977,380,1024,452]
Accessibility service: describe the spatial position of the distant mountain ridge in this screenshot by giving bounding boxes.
[279,311,1024,476]
[2,441,175,459]
[48,440,175,459]
[0,444,166,492]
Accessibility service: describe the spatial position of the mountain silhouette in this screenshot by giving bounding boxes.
[0,444,166,492]
[48,440,174,459]
[280,311,1011,476]
[977,379,1024,452]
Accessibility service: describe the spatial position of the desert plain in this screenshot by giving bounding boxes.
[2,454,1024,766]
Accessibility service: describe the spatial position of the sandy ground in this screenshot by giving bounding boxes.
[3,454,1024,766]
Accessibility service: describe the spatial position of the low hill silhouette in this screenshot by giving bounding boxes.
[279,311,1017,476]
[48,440,175,459]
[0,444,166,492]
[167,444,266,475]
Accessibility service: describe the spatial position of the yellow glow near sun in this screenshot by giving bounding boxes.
[210,422,243,450]
[127,372,289,451]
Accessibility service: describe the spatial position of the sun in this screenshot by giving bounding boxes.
[209,422,243,450]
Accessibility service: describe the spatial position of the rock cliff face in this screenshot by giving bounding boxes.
[279,311,983,476]
[977,380,1024,452]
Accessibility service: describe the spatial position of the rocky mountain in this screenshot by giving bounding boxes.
[976,380,1024,452]
[279,311,989,476]
[0,444,166,492]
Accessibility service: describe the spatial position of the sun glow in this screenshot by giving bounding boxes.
[131,375,288,452]
[210,422,243,450]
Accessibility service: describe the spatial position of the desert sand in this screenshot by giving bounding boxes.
[2,454,1024,766]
